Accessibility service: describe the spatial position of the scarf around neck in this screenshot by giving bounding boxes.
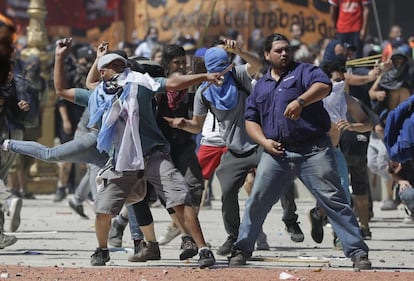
[201,47,238,110]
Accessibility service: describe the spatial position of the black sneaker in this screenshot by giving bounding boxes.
[108,219,126,247]
[255,232,270,250]
[352,254,372,270]
[179,236,198,260]
[228,249,247,266]
[128,241,161,262]
[68,198,89,219]
[0,232,17,249]
[216,236,236,256]
[360,226,372,240]
[90,248,110,266]
[21,191,36,199]
[198,248,215,268]
[286,222,304,243]
[53,188,67,202]
[309,207,324,243]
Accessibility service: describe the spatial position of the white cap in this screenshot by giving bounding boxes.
[97,53,127,71]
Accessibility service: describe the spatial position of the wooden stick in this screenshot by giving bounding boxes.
[346,53,382,64]
[200,63,234,94]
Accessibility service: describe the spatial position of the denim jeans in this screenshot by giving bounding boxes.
[73,163,100,203]
[400,188,414,215]
[8,131,108,167]
[127,205,144,240]
[335,148,351,204]
[234,139,368,259]
[215,146,298,238]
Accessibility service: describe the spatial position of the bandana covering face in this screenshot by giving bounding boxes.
[201,47,238,110]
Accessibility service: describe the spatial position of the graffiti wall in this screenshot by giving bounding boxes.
[134,0,335,46]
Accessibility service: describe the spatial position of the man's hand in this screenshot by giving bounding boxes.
[222,38,241,54]
[97,41,109,59]
[336,120,354,131]
[55,38,72,57]
[17,100,30,111]
[283,99,303,120]
[262,139,284,155]
[206,72,225,87]
[163,116,187,129]
[398,180,412,192]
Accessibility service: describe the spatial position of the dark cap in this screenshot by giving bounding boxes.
[343,42,357,51]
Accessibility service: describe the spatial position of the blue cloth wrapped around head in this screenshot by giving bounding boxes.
[201,47,238,110]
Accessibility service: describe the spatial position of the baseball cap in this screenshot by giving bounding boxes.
[97,53,127,71]
[343,42,357,52]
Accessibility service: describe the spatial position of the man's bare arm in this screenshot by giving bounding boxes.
[54,38,76,102]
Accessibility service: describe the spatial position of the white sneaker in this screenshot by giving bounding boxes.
[9,198,22,232]
[158,225,181,245]
[403,216,414,224]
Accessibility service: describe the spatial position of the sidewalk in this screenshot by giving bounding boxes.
[1,194,413,271]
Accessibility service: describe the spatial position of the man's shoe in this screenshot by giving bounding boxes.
[286,222,305,243]
[332,232,342,250]
[108,219,126,247]
[352,254,372,270]
[360,226,372,240]
[309,207,324,243]
[256,232,270,250]
[68,198,89,219]
[158,225,181,245]
[179,236,198,260]
[380,199,398,211]
[0,232,17,249]
[21,191,36,200]
[216,236,236,256]
[128,241,161,262]
[198,248,215,268]
[53,188,67,202]
[403,216,414,224]
[10,189,22,198]
[228,249,247,266]
[8,197,22,232]
[90,248,110,266]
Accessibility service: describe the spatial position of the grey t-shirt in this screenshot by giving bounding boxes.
[193,64,257,154]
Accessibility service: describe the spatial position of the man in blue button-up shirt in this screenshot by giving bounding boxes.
[229,33,372,270]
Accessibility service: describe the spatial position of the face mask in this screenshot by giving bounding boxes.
[103,74,122,95]
[331,80,345,95]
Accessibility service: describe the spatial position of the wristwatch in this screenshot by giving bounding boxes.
[296,97,305,107]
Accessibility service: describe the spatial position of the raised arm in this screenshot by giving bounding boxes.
[85,41,108,90]
[222,38,262,77]
[54,38,76,102]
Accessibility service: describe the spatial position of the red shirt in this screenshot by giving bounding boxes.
[329,0,370,33]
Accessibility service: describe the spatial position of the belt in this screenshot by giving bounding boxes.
[282,135,331,154]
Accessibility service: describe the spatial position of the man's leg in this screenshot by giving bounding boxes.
[299,146,371,269]
[230,152,294,265]
[146,149,215,268]
[214,149,261,256]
